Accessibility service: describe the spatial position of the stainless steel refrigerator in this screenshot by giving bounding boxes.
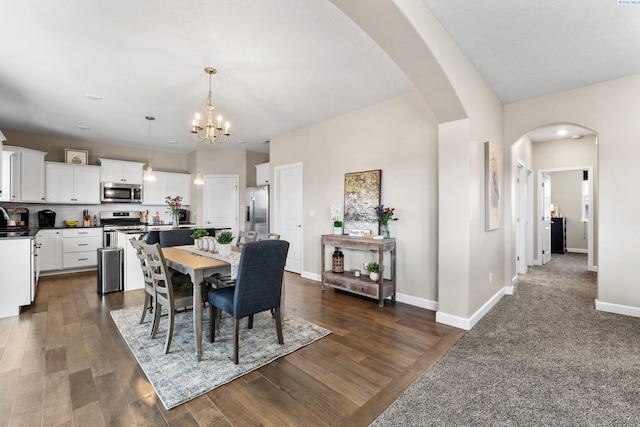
[245,185,269,235]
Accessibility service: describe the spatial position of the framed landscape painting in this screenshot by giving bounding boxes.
[485,141,501,231]
[343,169,381,235]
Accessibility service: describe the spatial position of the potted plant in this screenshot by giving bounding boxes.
[190,229,209,250]
[366,262,380,281]
[216,231,235,255]
[333,218,343,235]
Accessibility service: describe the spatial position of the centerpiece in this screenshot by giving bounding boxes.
[190,229,209,250]
[215,230,235,256]
[165,195,182,228]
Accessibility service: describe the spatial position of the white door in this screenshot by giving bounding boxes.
[541,173,552,264]
[203,176,238,237]
[274,163,303,273]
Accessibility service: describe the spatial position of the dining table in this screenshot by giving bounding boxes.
[161,245,241,361]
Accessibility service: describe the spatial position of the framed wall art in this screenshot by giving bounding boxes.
[65,149,88,165]
[343,169,381,235]
[485,141,501,231]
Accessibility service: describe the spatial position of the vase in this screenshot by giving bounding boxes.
[218,243,231,256]
[333,226,342,235]
[369,272,379,281]
[380,223,390,238]
[172,213,179,228]
[195,238,203,250]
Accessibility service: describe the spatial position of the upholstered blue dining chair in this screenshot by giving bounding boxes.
[207,239,289,364]
[158,229,194,247]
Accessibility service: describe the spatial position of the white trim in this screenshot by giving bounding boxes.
[302,271,320,281]
[511,274,518,286]
[395,293,438,311]
[436,288,505,330]
[589,265,598,272]
[595,299,640,318]
[567,248,588,254]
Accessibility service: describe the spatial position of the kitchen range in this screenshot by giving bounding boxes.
[100,210,147,246]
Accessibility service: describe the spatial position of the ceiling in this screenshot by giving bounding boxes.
[1,1,639,154]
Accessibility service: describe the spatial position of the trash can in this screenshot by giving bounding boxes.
[97,247,123,294]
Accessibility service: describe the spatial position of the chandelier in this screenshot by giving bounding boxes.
[190,67,230,143]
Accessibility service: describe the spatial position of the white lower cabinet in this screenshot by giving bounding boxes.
[37,229,63,271]
[0,238,33,318]
[62,228,102,269]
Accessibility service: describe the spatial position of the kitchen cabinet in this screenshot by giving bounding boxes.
[143,171,191,206]
[0,237,34,318]
[255,162,270,185]
[0,150,11,202]
[62,228,102,269]
[45,162,101,204]
[0,131,4,197]
[117,230,146,291]
[98,158,144,185]
[320,234,396,307]
[36,229,63,272]
[4,145,46,203]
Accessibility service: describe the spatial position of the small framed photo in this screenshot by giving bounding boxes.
[65,149,88,165]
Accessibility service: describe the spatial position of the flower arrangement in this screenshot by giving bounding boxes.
[331,204,343,228]
[375,205,398,225]
[165,195,182,216]
[215,230,234,244]
[333,218,343,228]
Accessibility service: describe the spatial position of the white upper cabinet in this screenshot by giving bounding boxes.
[255,162,270,185]
[97,158,144,184]
[46,162,100,204]
[4,145,46,203]
[142,171,191,206]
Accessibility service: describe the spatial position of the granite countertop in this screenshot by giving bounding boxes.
[0,228,39,239]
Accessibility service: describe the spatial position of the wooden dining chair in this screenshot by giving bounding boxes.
[139,241,206,354]
[208,240,290,364]
[235,230,257,247]
[129,238,155,326]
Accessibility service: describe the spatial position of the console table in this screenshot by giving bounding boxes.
[320,234,396,307]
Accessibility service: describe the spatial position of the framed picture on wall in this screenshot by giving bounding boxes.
[485,141,501,231]
[65,149,88,165]
[344,169,381,235]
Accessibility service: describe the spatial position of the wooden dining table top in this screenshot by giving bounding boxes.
[161,245,242,270]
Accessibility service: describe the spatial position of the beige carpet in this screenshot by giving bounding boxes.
[373,253,640,426]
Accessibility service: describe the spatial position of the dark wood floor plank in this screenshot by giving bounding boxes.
[0,270,463,427]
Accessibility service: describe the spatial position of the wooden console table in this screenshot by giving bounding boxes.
[321,234,396,307]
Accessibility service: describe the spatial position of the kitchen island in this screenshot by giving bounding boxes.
[0,229,38,318]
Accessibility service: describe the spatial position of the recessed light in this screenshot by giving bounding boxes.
[571,134,583,140]
[76,125,90,130]
[168,140,178,145]
[85,94,103,101]
[556,129,568,136]
[236,140,247,144]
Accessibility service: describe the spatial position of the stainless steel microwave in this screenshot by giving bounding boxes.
[101,182,143,203]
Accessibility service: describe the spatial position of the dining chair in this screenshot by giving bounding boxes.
[235,230,257,247]
[159,229,194,247]
[208,240,290,364]
[139,240,206,354]
[129,238,155,326]
[257,232,281,241]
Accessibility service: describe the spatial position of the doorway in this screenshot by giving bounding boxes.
[273,163,303,274]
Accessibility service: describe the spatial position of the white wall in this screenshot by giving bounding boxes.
[505,74,640,316]
[271,91,440,304]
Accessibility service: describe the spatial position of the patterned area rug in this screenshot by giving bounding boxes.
[111,306,331,410]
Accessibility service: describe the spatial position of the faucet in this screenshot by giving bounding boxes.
[0,207,9,221]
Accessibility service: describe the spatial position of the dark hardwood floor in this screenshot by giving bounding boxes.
[0,271,463,426]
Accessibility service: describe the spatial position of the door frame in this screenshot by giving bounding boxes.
[536,166,594,271]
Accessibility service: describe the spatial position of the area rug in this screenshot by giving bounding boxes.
[111,306,331,410]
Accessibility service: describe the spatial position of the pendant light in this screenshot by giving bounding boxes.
[193,172,204,185]
[143,115,156,182]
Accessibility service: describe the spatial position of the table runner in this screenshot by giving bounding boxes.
[174,245,241,279]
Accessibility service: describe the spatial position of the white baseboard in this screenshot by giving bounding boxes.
[567,248,588,254]
[301,271,321,281]
[436,288,505,330]
[395,293,438,311]
[595,299,640,318]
